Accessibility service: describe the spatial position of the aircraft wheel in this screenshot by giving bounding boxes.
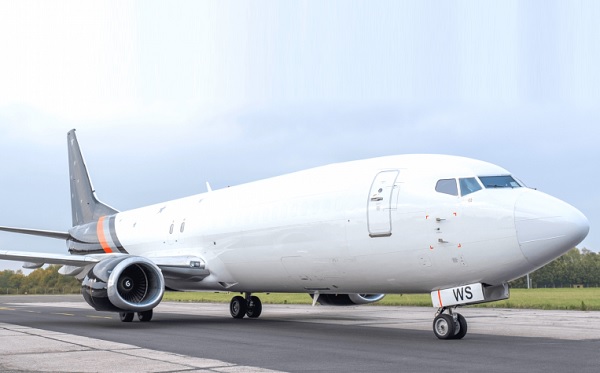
[138,309,153,322]
[452,313,468,340]
[230,296,247,319]
[246,296,262,318]
[119,312,134,322]
[433,314,456,340]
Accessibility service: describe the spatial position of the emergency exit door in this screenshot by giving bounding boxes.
[367,170,399,237]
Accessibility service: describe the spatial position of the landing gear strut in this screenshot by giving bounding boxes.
[118,309,154,322]
[119,312,134,322]
[138,309,153,322]
[433,307,467,340]
[229,293,263,319]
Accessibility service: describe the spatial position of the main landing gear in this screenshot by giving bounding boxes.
[230,293,262,319]
[119,309,153,322]
[433,307,467,340]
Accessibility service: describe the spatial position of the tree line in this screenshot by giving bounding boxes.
[0,265,80,294]
[508,248,600,288]
[1,247,599,294]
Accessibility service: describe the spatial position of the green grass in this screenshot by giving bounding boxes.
[163,288,600,311]
[471,288,600,311]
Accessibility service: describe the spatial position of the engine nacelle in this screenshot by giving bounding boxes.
[315,293,385,306]
[81,256,165,312]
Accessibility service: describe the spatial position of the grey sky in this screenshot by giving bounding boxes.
[1,1,599,272]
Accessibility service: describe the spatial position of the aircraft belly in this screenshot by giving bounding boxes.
[281,256,346,288]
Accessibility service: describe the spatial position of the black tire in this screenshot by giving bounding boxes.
[433,314,456,340]
[230,296,247,319]
[119,312,134,322]
[137,309,153,322]
[452,313,468,340]
[246,296,262,318]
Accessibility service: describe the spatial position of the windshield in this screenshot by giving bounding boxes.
[435,179,458,196]
[459,177,482,196]
[478,175,522,189]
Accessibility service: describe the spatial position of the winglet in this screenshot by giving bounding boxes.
[68,129,118,226]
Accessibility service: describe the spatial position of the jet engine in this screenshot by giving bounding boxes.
[314,293,385,306]
[81,256,165,312]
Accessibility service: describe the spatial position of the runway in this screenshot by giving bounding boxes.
[1,295,600,372]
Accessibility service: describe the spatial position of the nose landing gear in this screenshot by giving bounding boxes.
[229,293,263,319]
[433,307,467,340]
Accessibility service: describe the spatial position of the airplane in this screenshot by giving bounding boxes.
[0,129,589,340]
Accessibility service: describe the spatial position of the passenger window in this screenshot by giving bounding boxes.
[459,178,482,196]
[436,179,458,196]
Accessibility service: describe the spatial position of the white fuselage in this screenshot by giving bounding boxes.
[109,154,588,294]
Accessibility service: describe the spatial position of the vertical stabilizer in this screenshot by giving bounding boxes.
[68,129,118,226]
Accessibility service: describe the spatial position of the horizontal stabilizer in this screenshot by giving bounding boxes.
[0,226,70,240]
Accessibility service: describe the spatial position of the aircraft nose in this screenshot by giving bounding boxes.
[514,190,589,267]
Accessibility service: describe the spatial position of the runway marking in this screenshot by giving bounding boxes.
[53,312,75,316]
[8,302,92,309]
[0,307,15,310]
[86,315,113,320]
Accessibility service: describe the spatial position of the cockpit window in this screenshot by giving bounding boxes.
[435,179,458,196]
[459,177,482,196]
[479,175,522,189]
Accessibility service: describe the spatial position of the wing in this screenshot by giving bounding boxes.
[0,250,209,279]
[0,250,106,266]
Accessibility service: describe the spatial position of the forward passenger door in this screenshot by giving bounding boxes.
[367,170,399,237]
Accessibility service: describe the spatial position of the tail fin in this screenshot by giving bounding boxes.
[68,129,118,226]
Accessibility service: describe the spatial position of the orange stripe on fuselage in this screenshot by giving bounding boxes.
[96,216,113,253]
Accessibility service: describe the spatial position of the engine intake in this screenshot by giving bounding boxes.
[315,293,385,306]
[81,256,165,312]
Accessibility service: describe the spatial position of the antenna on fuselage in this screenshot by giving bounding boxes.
[206,182,213,193]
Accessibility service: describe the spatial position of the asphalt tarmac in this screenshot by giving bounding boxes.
[1,295,599,372]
